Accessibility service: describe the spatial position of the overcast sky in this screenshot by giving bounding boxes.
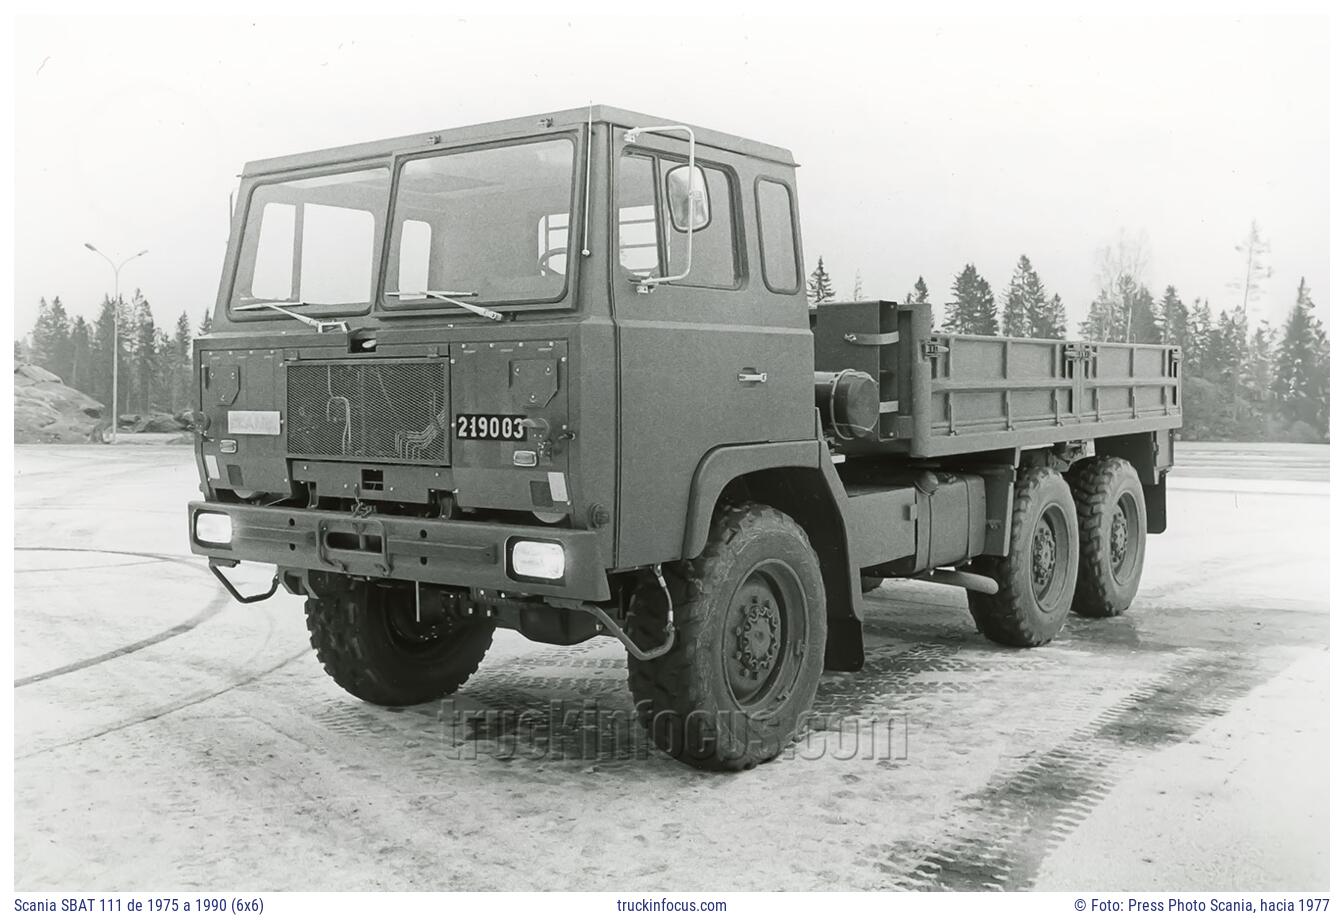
[13,13,1330,339]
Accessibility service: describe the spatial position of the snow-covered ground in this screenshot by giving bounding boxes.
[12,443,1329,890]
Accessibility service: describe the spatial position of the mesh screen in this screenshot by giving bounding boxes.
[286,361,447,462]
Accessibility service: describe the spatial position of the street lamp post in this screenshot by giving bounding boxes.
[83,243,147,443]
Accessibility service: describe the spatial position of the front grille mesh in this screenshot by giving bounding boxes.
[286,361,446,462]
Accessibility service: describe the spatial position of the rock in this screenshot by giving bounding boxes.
[133,412,190,433]
[15,364,62,385]
[13,364,106,443]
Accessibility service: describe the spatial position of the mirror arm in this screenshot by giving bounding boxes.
[622,124,697,292]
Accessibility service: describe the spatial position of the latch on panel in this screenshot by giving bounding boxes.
[843,331,900,346]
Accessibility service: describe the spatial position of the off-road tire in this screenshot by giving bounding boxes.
[305,580,494,706]
[860,575,885,594]
[1068,456,1147,618]
[968,466,1079,647]
[626,503,827,771]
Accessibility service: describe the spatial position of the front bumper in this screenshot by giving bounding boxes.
[187,501,609,601]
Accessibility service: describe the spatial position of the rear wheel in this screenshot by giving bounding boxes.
[1069,456,1147,617]
[860,575,885,593]
[305,579,494,706]
[627,503,827,770]
[968,466,1079,647]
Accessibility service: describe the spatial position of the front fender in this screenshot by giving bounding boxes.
[681,440,819,559]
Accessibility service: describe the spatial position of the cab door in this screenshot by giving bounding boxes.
[612,132,779,566]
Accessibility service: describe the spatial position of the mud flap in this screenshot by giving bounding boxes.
[1143,476,1167,535]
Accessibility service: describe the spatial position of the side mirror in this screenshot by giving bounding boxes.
[622,124,700,293]
[666,165,709,233]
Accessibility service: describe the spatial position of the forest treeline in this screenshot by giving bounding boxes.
[17,292,212,420]
[16,225,1331,443]
[806,228,1330,442]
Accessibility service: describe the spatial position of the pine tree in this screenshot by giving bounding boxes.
[198,307,214,337]
[31,296,73,380]
[1001,256,1033,337]
[1128,284,1160,344]
[807,257,836,307]
[92,297,120,414]
[154,329,173,412]
[1155,286,1188,348]
[1205,308,1248,387]
[1185,297,1213,378]
[1271,278,1329,437]
[1244,321,1276,404]
[1002,255,1053,338]
[905,276,929,305]
[1037,294,1067,340]
[171,311,194,411]
[131,290,159,413]
[946,264,997,335]
[852,270,864,301]
[69,317,92,395]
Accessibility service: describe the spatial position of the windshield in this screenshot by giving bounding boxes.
[231,166,390,312]
[384,137,576,309]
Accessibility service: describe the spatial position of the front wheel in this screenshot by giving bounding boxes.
[968,466,1079,647]
[306,579,494,706]
[626,503,827,770]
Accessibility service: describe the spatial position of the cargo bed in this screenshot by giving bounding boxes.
[812,301,1182,457]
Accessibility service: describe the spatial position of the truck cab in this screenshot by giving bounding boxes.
[188,107,1180,770]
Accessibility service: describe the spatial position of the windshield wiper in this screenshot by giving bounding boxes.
[386,290,503,322]
[235,301,349,334]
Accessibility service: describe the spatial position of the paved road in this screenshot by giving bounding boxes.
[1170,441,1329,482]
[12,444,1329,891]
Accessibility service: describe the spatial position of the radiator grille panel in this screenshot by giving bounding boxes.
[286,361,446,462]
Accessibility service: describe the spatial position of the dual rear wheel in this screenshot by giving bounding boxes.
[968,457,1147,647]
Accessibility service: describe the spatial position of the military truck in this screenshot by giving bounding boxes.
[187,106,1181,770]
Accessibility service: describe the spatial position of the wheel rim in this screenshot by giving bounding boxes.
[1109,492,1141,582]
[723,560,806,709]
[1030,504,1070,608]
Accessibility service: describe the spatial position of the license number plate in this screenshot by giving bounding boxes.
[455,414,528,441]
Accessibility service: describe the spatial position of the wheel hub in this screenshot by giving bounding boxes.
[1109,511,1129,573]
[732,597,781,675]
[1032,520,1057,594]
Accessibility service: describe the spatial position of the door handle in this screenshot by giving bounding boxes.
[737,370,768,385]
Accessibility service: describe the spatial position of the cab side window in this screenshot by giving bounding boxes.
[618,154,660,276]
[618,150,739,289]
[662,160,737,288]
[756,178,800,294]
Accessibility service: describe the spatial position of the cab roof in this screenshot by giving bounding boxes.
[241,105,798,176]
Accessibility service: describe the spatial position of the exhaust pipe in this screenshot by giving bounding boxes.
[910,568,1000,595]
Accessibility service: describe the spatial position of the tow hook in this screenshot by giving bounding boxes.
[209,560,280,604]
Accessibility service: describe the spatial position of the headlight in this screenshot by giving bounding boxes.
[511,540,565,580]
[195,512,234,546]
